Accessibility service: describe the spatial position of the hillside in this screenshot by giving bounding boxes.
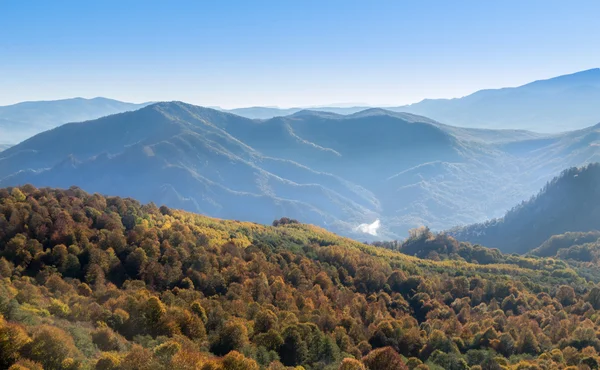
[3,101,600,241]
[0,97,150,145]
[532,231,600,258]
[1,186,600,369]
[449,164,600,254]
[0,102,496,239]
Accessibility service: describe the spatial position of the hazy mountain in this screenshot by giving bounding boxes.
[449,163,600,254]
[0,144,11,152]
[225,69,600,132]
[0,102,382,238]
[0,97,151,144]
[2,101,600,241]
[397,69,600,132]
[224,106,370,119]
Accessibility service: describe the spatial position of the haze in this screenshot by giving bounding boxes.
[2,0,600,108]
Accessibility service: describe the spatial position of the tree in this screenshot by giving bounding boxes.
[11,188,26,202]
[587,286,600,309]
[0,317,31,368]
[8,359,44,370]
[361,347,407,370]
[222,351,260,370]
[144,296,166,335]
[190,301,207,323]
[154,341,181,364]
[125,248,148,278]
[255,309,278,333]
[210,320,249,356]
[556,285,576,306]
[496,333,515,357]
[22,326,79,370]
[429,350,469,370]
[339,358,366,370]
[95,353,121,370]
[279,325,309,366]
[516,328,540,355]
[119,345,158,370]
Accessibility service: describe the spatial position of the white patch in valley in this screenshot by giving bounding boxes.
[355,219,381,236]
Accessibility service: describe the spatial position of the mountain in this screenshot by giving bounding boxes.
[2,101,600,241]
[225,69,600,132]
[397,69,600,132]
[0,97,151,144]
[225,106,377,119]
[449,163,600,254]
[0,144,11,152]
[0,102,383,238]
[0,186,597,369]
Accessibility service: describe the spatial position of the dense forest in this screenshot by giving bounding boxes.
[449,163,600,254]
[2,186,600,369]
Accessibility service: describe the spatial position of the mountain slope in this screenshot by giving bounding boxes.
[0,97,150,144]
[3,101,600,240]
[449,163,600,254]
[0,102,382,238]
[0,102,498,238]
[0,186,596,369]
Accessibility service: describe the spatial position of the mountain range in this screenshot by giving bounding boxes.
[0,97,150,145]
[3,100,600,244]
[2,69,599,149]
[223,69,600,132]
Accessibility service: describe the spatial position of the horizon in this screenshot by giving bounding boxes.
[2,0,600,107]
[1,67,599,110]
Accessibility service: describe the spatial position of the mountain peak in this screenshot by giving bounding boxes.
[347,108,395,118]
[289,109,343,119]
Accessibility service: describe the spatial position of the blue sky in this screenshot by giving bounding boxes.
[1,0,599,108]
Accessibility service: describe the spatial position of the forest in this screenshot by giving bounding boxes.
[450,164,600,255]
[2,185,600,370]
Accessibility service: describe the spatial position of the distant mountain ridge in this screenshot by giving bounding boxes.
[223,69,600,132]
[0,97,151,144]
[3,101,600,242]
[4,69,599,147]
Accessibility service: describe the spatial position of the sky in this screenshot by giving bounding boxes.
[1,0,600,108]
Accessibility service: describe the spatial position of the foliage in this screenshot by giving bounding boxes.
[0,186,599,369]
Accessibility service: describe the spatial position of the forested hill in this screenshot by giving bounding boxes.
[2,186,600,369]
[449,163,600,254]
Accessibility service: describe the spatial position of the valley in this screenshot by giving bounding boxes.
[2,101,600,245]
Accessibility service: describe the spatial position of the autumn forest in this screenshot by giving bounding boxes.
[1,185,600,370]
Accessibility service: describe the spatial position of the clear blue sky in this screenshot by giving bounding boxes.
[1,0,599,108]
